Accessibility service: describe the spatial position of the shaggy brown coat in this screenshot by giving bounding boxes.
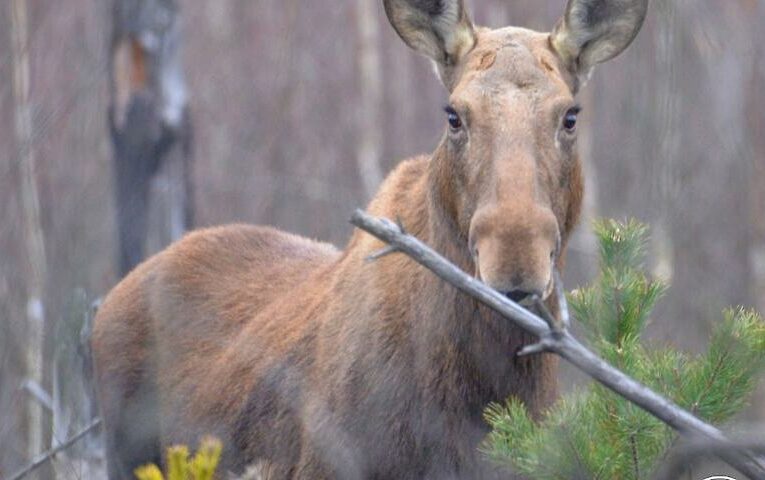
[92,0,647,478]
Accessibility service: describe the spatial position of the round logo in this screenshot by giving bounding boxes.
[702,476,737,480]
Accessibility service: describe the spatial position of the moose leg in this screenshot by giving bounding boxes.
[98,369,161,479]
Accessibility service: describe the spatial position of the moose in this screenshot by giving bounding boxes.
[92,0,648,478]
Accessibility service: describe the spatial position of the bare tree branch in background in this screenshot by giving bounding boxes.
[109,0,193,277]
[355,0,384,198]
[10,0,48,468]
[8,418,101,480]
[351,209,765,479]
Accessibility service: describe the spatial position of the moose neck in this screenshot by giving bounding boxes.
[425,142,475,273]
[401,140,558,414]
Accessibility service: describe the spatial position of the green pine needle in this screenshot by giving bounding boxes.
[134,437,223,480]
[483,219,765,479]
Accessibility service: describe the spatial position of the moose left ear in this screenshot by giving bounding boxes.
[384,0,476,88]
[551,0,648,82]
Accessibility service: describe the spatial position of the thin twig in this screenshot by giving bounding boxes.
[365,245,400,262]
[517,335,555,357]
[9,418,101,480]
[553,268,570,328]
[532,295,562,335]
[21,379,53,412]
[630,433,640,479]
[350,209,765,479]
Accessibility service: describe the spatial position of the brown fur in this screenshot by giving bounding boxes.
[92,1,646,478]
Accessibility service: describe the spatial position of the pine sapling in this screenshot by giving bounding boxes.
[482,219,765,479]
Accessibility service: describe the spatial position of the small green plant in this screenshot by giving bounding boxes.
[482,219,765,479]
[134,437,223,480]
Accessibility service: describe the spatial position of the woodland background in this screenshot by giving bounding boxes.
[1,0,764,477]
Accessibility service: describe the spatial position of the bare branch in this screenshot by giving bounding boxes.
[8,418,101,480]
[350,209,765,479]
[517,335,555,357]
[21,379,52,412]
[532,295,563,335]
[553,268,570,328]
[365,245,401,262]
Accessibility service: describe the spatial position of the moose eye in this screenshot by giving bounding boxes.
[562,107,580,132]
[445,106,462,130]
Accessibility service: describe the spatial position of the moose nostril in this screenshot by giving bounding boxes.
[505,290,532,304]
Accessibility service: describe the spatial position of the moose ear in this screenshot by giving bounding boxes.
[384,0,476,85]
[551,0,648,82]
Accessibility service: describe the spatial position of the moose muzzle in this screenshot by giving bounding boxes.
[469,204,560,304]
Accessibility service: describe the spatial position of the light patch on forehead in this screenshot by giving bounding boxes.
[453,29,574,121]
[540,57,556,73]
[477,50,497,71]
[471,27,573,95]
[462,42,551,97]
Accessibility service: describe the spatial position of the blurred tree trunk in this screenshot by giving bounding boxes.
[749,1,765,320]
[109,0,193,277]
[589,0,757,352]
[663,1,755,351]
[746,1,765,421]
[355,0,384,198]
[10,0,47,470]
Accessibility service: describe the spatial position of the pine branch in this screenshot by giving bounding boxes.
[350,209,765,479]
[630,433,640,479]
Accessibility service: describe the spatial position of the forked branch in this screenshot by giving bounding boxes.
[350,209,765,479]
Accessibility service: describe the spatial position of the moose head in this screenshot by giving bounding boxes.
[385,0,647,302]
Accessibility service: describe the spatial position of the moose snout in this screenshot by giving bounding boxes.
[469,206,560,303]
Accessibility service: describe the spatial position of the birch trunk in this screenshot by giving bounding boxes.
[109,0,193,276]
[10,0,47,469]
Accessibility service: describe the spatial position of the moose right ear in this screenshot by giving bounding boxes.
[551,0,648,85]
[384,0,476,86]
